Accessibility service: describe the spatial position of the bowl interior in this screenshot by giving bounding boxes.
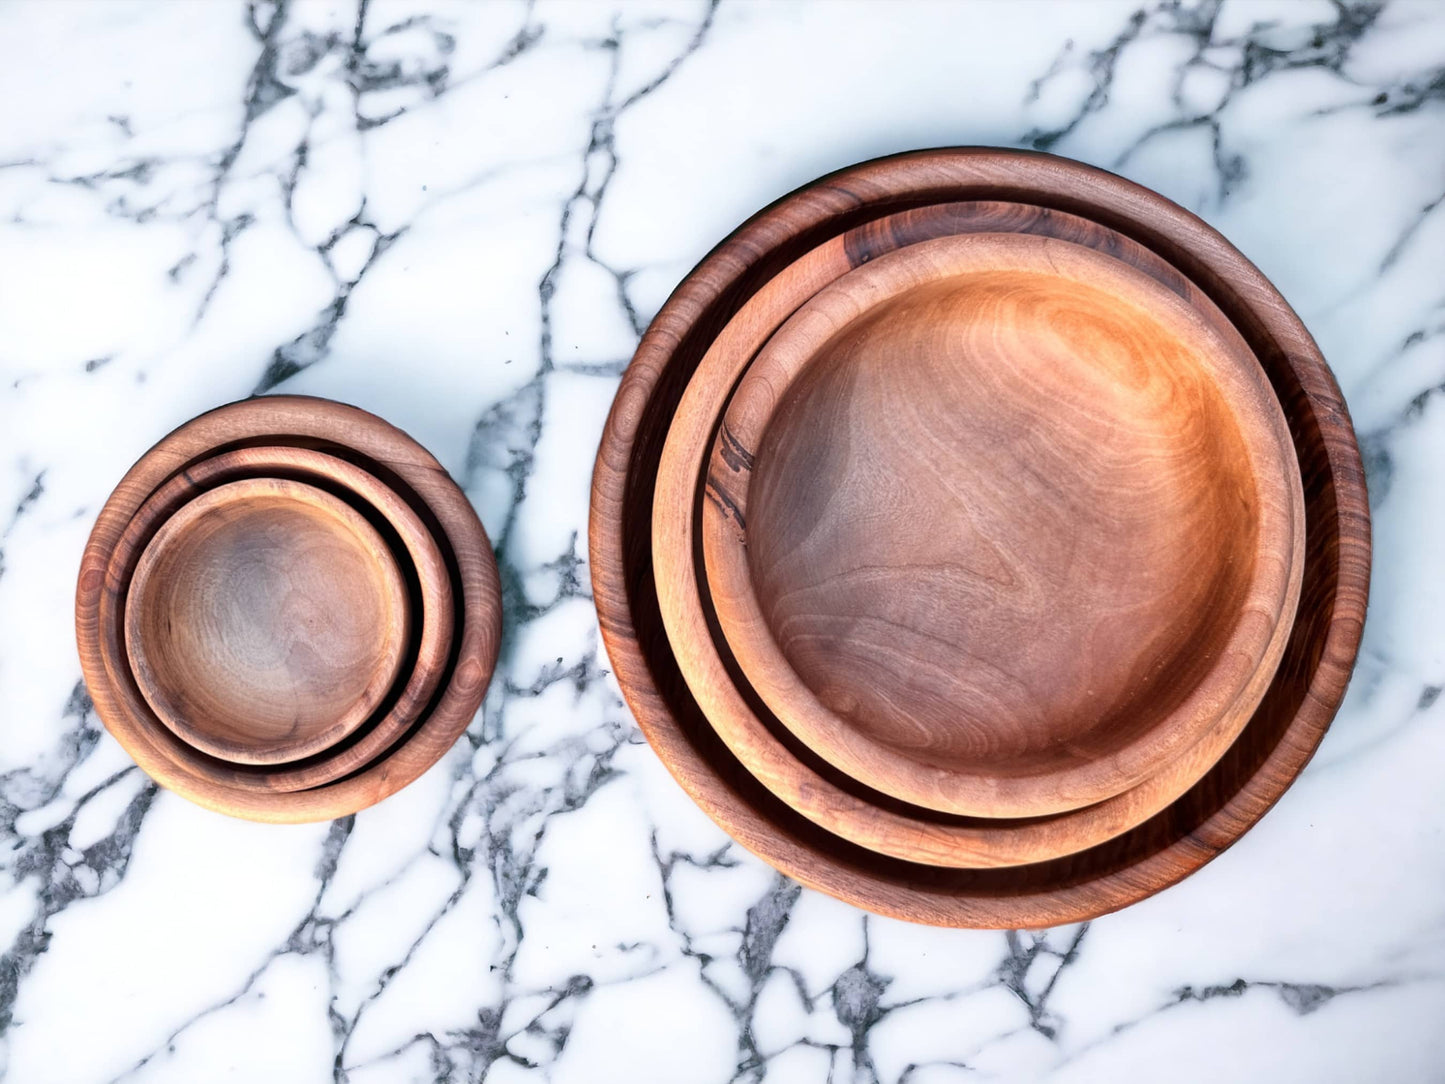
[752,273,1257,774]
[125,476,411,764]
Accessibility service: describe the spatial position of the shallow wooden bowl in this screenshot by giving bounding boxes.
[702,232,1304,818]
[125,476,409,764]
[653,202,1304,867]
[100,445,454,792]
[592,148,1370,926]
[76,396,500,823]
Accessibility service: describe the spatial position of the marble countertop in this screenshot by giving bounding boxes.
[1,1,1442,1080]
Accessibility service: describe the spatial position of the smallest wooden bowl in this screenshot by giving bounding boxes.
[125,477,411,765]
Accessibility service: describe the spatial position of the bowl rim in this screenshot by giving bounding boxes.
[702,229,1305,818]
[76,395,499,823]
[124,474,412,765]
[591,147,1370,927]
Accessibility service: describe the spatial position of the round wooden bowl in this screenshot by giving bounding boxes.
[98,445,455,793]
[592,148,1370,926]
[702,232,1304,818]
[76,396,500,823]
[653,201,1304,867]
[125,477,410,764]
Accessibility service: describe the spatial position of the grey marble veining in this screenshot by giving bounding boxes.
[0,1,1443,1081]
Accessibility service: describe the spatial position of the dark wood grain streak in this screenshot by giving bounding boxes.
[76,397,499,822]
[590,149,1370,927]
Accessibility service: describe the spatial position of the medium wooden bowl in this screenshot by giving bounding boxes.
[653,202,1303,866]
[76,396,500,823]
[100,445,454,792]
[592,149,1370,926]
[702,232,1304,818]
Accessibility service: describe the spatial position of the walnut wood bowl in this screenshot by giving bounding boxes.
[125,477,409,765]
[702,232,1304,818]
[76,396,500,823]
[101,445,454,792]
[653,201,1303,867]
[591,149,1370,926]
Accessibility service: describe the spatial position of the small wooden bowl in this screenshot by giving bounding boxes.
[654,201,1302,866]
[593,148,1370,926]
[76,396,500,823]
[125,477,409,764]
[98,445,456,793]
[702,232,1304,818]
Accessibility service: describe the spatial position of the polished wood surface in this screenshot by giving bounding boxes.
[653,202,1305,866]
[593,148,1371,926]
[97,445,455,793]
[76,396,499,823]
[703,232,1303,817]
[126,477,409,764]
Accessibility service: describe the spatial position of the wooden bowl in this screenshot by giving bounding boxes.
[702,232,1304,818]
[653,202,1303,866]
[102,445,454,792]
[592,148,1370,926]
[125,477,409,764]
[76,396,500,823]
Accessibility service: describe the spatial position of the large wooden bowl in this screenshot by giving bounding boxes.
[702,232,1303,818]
[591,149,1370,926]
[99,445,454,793]
[76,396,500,823]
[125,477,410,765]
[653,202,1305,867]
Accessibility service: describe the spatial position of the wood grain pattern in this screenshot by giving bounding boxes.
[593,148,1371,926]
[96,445,455,793]
[702,232,1304,818]
[76,397,499,823]
[125,477,410,764]
[652,202,1302,867]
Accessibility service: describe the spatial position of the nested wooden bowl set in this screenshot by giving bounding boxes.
[590,148,1371,927]
[75,148,1367,924]
[75,397,502,822]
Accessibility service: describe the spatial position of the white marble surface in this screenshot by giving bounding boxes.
[0,1,1442,1080]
